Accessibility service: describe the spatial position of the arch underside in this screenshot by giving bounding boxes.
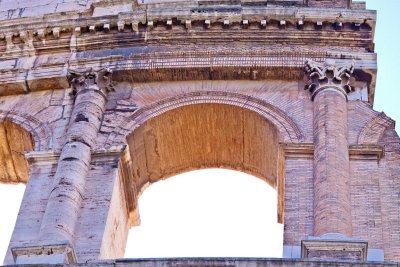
[0,110,51,151]
[122,103,284,226]
[0,120,34,183]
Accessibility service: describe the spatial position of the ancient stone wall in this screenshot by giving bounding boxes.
[0,0,399,265]
[2,77,397,263]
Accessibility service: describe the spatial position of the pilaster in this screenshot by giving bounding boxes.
[302,59,367,261]
[10,68,114,265]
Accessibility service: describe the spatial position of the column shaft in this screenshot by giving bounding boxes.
[313,89,352,236]
[39,86,108,243]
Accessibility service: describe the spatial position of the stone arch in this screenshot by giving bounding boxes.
[108,91,304,146]
[0,110,52,151]
[358,112,395,145]
[117,92,301,228]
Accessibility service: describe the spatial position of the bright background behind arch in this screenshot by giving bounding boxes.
[125,169,283,258]
[0,184,25,262]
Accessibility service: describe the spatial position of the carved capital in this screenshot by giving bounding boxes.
[305,59,355,100]
[68,68,115,96]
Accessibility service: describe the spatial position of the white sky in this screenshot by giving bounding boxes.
[1,0,400,264]
[0,184,25,262]
[125,169,282,258]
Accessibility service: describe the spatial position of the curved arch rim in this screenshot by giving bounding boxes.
[106,91,305,146]
[358,112,395,145]
[0,110,52,151]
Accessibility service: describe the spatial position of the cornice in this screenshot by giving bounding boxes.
[0,3,377,103]
[0,5,375,59]
[0,6,375,32]
[25,145,126,165]
[282,143,384,160]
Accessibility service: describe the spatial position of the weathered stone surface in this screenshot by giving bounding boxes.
[0,120,34,183]
[5,257,400,267]
[0,0,399,266]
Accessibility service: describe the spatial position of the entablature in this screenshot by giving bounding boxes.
[0,0,377,104]
[0,46,377,104]
[0,3,376,59]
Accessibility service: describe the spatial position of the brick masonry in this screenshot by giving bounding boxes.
[0,0,399,265]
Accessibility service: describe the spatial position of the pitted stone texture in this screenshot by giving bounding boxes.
[284,158,314,245]
[0,0,357,20]
[4,157,58,264]
[313,89,352,237]
[38,69,111,249]
[38,258,400,267]
[308,0,350,8]
[39,142,91,243]
[2,77,400,263]
[0,0,92,19]
[74,155,129,262]
[0,0,398,264]
[301,234,368,261]
[67,91,107,147]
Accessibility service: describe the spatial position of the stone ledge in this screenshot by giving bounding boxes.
[25,145,126,164]
[11,242,77,265]
[0,4,376,63]
[301,234,368,261]
[5,257,398,267]
[282,143,384,160]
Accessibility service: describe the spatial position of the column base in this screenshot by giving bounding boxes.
[301,233,368,261]
[11,241,77,264]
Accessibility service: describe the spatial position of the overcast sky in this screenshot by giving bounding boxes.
[1,0,399,263]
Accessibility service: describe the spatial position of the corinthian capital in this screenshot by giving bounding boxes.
[68,68,114,95]
[305,59,355,100]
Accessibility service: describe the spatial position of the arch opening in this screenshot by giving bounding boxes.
[0,120,34,263]
[120,102,286,229]
[124,169,284,258]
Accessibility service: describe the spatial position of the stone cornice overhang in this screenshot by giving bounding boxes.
[0,6,376,40]
[145,5,375,26]
[283,143,384,160]
[0,5,377,103]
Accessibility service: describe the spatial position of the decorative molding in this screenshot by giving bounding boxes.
[305,59,355,100]
[281,142,384,160]
[25,146,126,165]
[282,143,314,158]
[301,234,368,261]
[0,4,375,60]
[349,144,384,160]
[19,30,35,56]
[0,50,377,104]
[11,242,77,265]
